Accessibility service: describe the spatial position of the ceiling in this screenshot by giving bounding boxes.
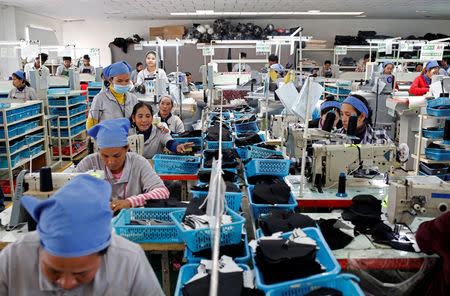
[1,0,450,21]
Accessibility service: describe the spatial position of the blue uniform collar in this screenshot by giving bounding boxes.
[137,125,152,141]
[159,112,172,122]
[422,74,431,85]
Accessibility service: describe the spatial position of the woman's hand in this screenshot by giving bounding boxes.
[157,122,170,133]
[176,142,194,153]
[110,200,131,212]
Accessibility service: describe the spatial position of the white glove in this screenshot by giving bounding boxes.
[157,122,170,133]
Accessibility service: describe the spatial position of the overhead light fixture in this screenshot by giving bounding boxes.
[105,10,121,15]
[63,19,85,22]
[356,15,367,18]
[171,11,364,16]
[416,10,428,13]
[196,10,214,15]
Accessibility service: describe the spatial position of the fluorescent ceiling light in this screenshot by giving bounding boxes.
[170,11,364,16]
[27,24,55,31]
[196,10,214,15]
[416,10,428,13]
[105,11,121,15]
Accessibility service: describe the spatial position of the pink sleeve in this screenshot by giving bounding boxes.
[127,186,170,208]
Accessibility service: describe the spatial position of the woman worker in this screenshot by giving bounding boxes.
[87,61,138,129]
[79,54,95,74]
[409,60,440,96]
[7,71,37,100]
[75,118,169,212]
[334,95,393,144]
[129,102,193,159]
[136,51,168,97]
[378,62,399,93]
[309,98,342,130]
[157,95,185,134]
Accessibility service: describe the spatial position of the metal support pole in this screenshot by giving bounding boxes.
[299,77,314,197]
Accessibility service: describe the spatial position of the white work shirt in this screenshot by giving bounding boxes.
[136,68,168,98]
[79,65,95,75]
[129,126,173,159]
[55,65,71,76]
[232,64,251,72]
[7,85,38,100]
[159,113,185,134]
[438,68,449,76]
[24,63,50,89]
[74,152,164,200]
[136,68,168,86]
[88,88,138,123]
[0,231,164,296]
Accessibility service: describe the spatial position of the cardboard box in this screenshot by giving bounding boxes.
[149,27,164,40]
[163,26,185,37]
[164,34,184,40]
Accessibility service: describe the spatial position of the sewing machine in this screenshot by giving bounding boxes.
[312,143,396,189]
[89,134,145,155]
[387,176,450,225]
[8,169,105,229]
[285,125,353,158]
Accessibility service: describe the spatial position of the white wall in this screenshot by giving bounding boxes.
[62,18,450,67]
[14,8,63,44]
[62,19,200,66]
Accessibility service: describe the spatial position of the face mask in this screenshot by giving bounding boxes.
[113,84,130,94]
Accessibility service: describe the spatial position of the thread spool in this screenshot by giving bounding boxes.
[336,172,347,197]
[322,111,336,132]
[39,167,53,192]
[347,114,358,136]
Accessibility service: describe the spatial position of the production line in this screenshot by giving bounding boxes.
[0,16,450,296]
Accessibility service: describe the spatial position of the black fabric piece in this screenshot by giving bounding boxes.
[235,133,264,147]
[191,237,246,259]
[183,197,207,221]
[304,287,343,296]
[246,175,282,185]
[204,149,239,168]
[211,114,230,123]
[309,118,320,128]
[255,239,324,285]
[234,114,256,124]
[144,198,186,208]
[259,209,316,236]
[198,170,238,183]
[233,106,253,112]
[173,130,202,138]
[342,195,382,235]
[205,125,232,141]
[371,222,416,252]
[252,181,291,204]
[191,181,240,193]
[255,143,276,150]
[317,219,354,250]
[182,271,244,296]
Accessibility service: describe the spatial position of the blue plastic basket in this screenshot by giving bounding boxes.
[248,187,297,217]
[170,207,245,252]
[48,95,85,106]
[206,140,234,149]
[425,148,450,161]
[252,227,341,293]
[0,126,17,138]
[245,159,292,178]
[266,274,364,296]
[112,208,184,243]
[184,232,250,264]
[210,112,231,120]
[47,88,70,95]
[153,154,200,174]
[174,263,250,296]
[246,145,282,160]
[191,190,242,212]
[426,107,450,117]
[427,97,450,108]
[235,121,259,133]
[422,128,444,139]
[88,82,102,88]
[173,137,203,150]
